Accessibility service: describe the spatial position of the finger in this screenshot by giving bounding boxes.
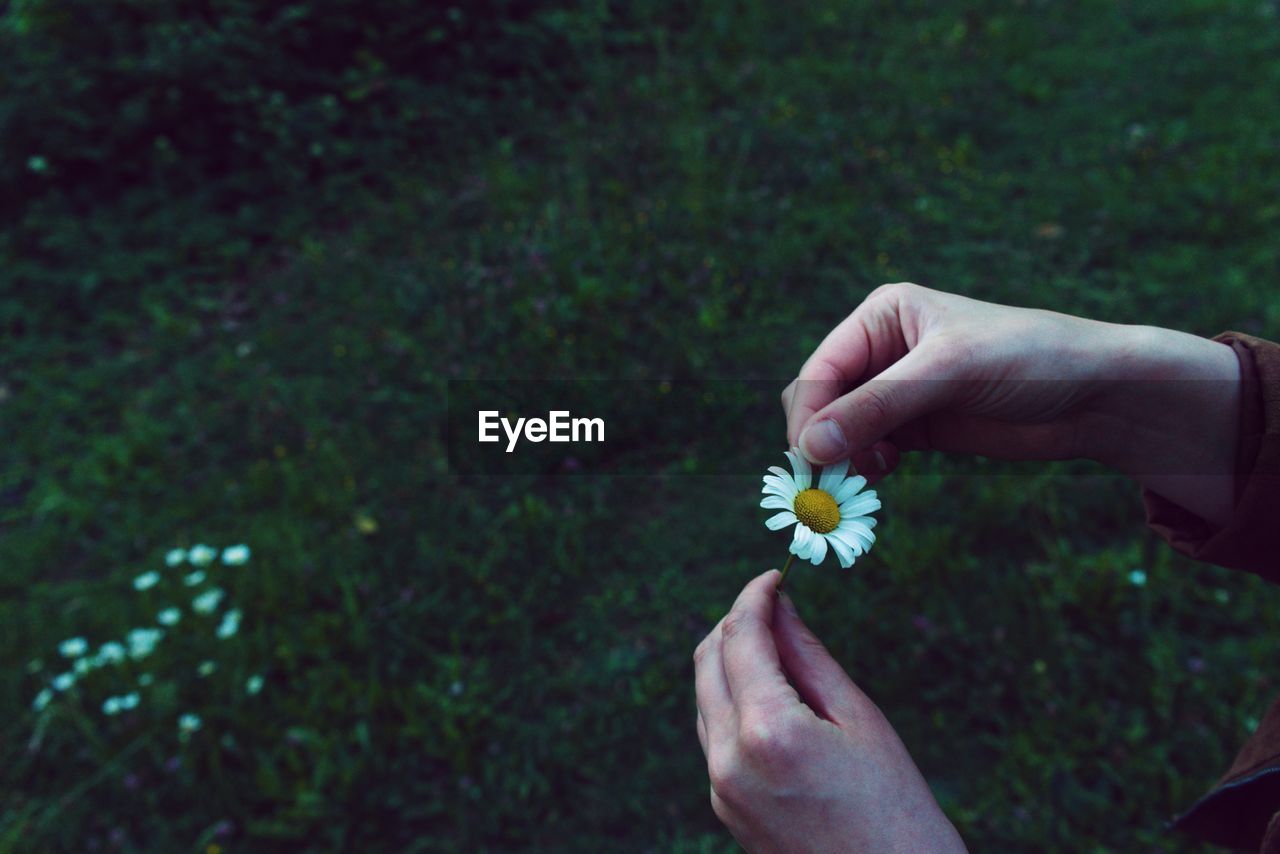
[696,709,708,756]
[780,378,797,423]
[798,343,959,464]
[694,624,734,747]
[773,592,879,729]
[720,570,799,714]
[786,284,918,446]
[848,439,899,485]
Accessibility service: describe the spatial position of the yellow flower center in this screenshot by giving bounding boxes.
[793,488,840,534]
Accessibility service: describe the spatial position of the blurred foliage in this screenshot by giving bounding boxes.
[4,0,1280,850]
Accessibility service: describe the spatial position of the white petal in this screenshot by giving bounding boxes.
[827,534,856,568]
[790,524,814,559]
[784,449,812,490]
[762,474,798,500]
[808,534,827,565]
[767,465,793,482]
[762,481,792,499]
[818,458,849,492]
[832,475,868,504]
[761,495,793,510]
[765,511,798,531]
[836,520,876,551]
[839,493,881,517]
[829,526,867,556]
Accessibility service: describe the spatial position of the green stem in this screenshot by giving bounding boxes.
[776,553,797,594]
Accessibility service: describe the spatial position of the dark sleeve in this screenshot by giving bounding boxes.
[1171,697,1280,850]
[1141,331,1280,582]
[1146,332,1280,850]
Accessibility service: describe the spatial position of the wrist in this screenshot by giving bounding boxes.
[1081,323,1241,527]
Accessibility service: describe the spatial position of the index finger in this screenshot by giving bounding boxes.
[719,570,799,713]
[786,283,913,447]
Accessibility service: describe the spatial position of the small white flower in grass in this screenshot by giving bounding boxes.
[221,544,250,566]
[216,609,242,639]
[119,692,140,711]
[246,674,264,695]
[74,658,94,675]
[762,448,880,588]
[32,688,53,712]
[183,570,207,587]
[1129,569,1148,587]
[189,545,217,567]
[52,673,75,691]
[138,673,154,687]
[157,607,182,626]
[192,588,225,615]
[133,571,161,591]
[178,712,202,740]
[96,642,127,665]
[102,696,123,716]
[59,637,88,658]
[197,660,217,677]
[127,627,164,659]
[165,548,187,567]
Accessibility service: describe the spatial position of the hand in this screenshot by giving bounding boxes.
[781,282,1242,528]
[693,570,966,853]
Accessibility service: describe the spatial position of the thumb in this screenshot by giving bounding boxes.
[773,592,879,729]
[797,343,958,465]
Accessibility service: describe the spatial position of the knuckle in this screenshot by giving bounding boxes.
[871,281,916,301]
[710,786,733,822]
[719,609,754,642]
[857,382,895,429]
[737,715,799,767]
[794,626,827,654]
[692,637,714,666]
[707,749,743,802]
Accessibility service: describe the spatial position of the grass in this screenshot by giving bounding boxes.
[4,0,1280,849]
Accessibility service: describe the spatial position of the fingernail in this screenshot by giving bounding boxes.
[779,592,799,616]
[872,450,887,473]
[799,419,847,463]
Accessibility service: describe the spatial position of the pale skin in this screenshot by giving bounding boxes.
[696,283,1243,851]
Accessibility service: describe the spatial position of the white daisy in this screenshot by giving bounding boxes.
[221,544,250,566]
[246,674,265,695]
[189,545,217,567]
[192,588,225,615]
[216,608,242,639]
[52,672,76,691]
[762,448,880,570]
[183,570,207,587]
[164,548,187,567]
[95,641,127,665]
[58,637,88,658]
[157,607,182,626]
[32,688,54,712]
[133,571,160,591]
[127,627,164,659]
[178,712,203,740]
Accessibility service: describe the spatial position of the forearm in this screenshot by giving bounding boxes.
[1082,324,1241,528]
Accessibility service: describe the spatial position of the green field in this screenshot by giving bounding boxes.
[4,1,1280,850]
